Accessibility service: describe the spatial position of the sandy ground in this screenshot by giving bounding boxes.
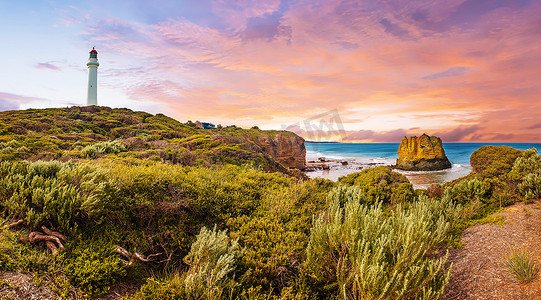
[444,199,541,300]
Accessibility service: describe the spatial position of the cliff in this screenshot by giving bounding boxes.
[395,134,451,171]
[254,133,306,169]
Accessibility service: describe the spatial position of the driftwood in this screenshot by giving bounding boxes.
[115,246,161,265]
[28,228,66,255]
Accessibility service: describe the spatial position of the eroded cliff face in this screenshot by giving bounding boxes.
[254,132,306,169]
[396,134,451,171]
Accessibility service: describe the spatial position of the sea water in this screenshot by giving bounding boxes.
[305,142,541,189]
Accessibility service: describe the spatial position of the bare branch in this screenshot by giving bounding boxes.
[41,226,67,243]
[7,219,24,229]
[115,246,161,265]
[29,231,64,249]
[45,241,58,256]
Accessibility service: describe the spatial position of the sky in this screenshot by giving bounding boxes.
[1,0,541,142]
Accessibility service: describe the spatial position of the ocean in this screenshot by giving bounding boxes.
[305,142,541,189]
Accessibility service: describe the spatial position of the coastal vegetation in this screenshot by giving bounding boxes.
[0,107,539,299]
[503,247,538,284]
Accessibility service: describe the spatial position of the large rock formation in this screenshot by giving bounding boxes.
[395,134,451,171]
[254,133,306,169]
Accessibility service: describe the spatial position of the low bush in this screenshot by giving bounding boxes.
[132,226,242,300]
[0,160,115,233]
[444,177,492,205]
[510,148,541,202]
[338,166,415,205]
[65,241,127,298]
[81,140,127,158]
[470,146,522,178]
[304,186,460,299]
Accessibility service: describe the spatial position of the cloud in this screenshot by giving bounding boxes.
[528,123,541,130]
[35,62,61,71]
[343,129,409,143]
[421,67,473,80]
[62,0,541,142]
[433,125,481,142]
[0,92,49,111]
[0,99,19,111]
[379,18,410,39]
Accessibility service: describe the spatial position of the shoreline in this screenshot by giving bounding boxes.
[303,157,472,189]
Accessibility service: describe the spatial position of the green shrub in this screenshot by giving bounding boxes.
[225,178,332,296]
[305,186,460,299]
[519,174,541,202]
[470,146,522,178]
[338,166,414,205]
[504,247,538,284]
[181,226,242,298]
[65,242,126,298]
[510,148,541,201]
[0,160,115,233]
[81,140,127,158]
[510,148,541,178]
[444,177,492,205]
[132,226,242,300]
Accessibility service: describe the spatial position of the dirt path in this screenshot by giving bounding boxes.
[444,200,541,299]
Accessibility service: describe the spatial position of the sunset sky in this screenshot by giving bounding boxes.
[1,0,541,142]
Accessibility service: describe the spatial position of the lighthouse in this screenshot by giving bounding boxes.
[86,47,99,106]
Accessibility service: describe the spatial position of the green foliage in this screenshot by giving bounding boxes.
[0,107,305,178]
[81,140,127,158]
[444,177,492,205]
[510,148,541,178]
[182,226,242,299]
[65,241,126,298]
[504,247,538,284]
[509,148,541,202]
[227,178,332,295]
[0,227,55,274]
[132,226,242,300]
[305,186,460,299]
[338,166,415,205]
[0,160,115,233]
[0,139,31,160]
[470,146,522,178]
[519,173,541,202]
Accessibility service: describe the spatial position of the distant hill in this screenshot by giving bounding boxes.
[0,106,306,177]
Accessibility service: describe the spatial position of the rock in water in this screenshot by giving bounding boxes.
[395,134,451,171]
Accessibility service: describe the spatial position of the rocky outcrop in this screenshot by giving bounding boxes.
[254,132,306,169]
[395,134,451,171]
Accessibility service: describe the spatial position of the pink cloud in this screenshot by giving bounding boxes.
[70,0,541,142]
[35,62,61,71]
[0,92,50,111]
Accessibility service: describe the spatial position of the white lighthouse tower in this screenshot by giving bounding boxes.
[86,47,99,106]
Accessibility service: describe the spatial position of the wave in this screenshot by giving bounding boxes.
[306,150,352,161]
[306,150,396,165]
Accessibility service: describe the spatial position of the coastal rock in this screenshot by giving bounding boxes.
[395,134,451,171]
[255,133,306,169]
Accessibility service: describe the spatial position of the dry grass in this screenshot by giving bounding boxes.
[444,199,541,299]
[504,247,538,284]
[0,271,59,300]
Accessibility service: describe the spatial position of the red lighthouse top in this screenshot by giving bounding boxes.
[89,47,98,59]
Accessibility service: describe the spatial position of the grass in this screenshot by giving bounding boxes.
[504,247,538,284]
